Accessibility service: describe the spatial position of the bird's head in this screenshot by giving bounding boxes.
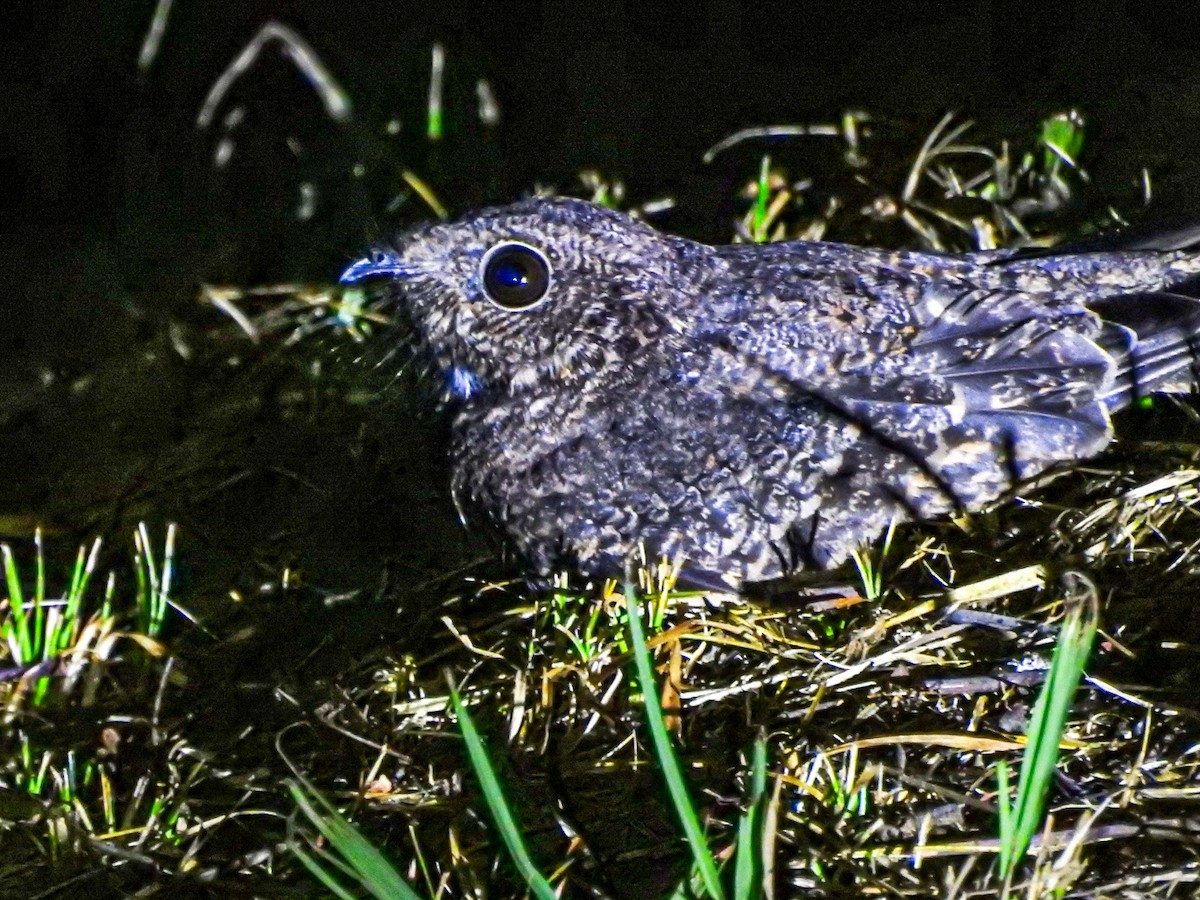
[341,198,694,402]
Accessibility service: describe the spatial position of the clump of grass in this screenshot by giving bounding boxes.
[850,518,899,601]
[199,281,397,348]
[718,108,1110,252]
[0,524,199,869]
[541,570,623,664]
[1,524,175,711]
[2,530,103,675]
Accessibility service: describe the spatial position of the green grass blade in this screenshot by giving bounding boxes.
[152,523,176,636]
[427,43,444,141]
[624,580,725,900]
[32,529,44,660]
[733,734,768,900]
[995,759,1013,875]
[998,579,1099,877]
[289,842,363,900]
[1040,109,1085,171]
[287,777,422,900]
[752,155,771,242]
[59,539,100,652]
[670,864,709,899]
[2,544,32,664]
[447,676,556,900]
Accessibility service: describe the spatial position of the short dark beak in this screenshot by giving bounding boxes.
[339,254,412,284]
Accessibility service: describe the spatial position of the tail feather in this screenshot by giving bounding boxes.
[1090,292,1200,410]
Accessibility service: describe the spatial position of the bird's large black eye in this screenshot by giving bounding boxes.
[480,243,552,310]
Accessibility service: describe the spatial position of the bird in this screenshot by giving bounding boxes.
[340,197,1200,589]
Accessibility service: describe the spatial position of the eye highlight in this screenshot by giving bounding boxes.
[480,242,552,310]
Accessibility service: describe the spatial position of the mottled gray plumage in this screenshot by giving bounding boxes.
[342,198,1200,587]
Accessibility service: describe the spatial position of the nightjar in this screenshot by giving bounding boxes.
[342,198,1200,588]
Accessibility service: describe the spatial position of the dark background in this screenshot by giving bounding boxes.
[8,2,1200,287]
[4,0,1200,612]
[5,2,1200,359]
